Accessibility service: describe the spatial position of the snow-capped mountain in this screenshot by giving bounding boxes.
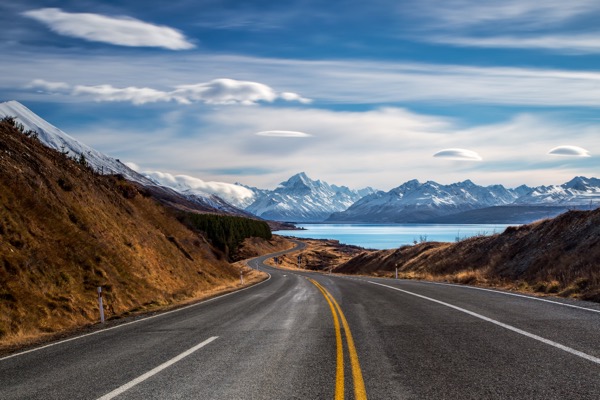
[327,179,531,223]
[245,172,375,222]
[0,101,248,215]
[513,176,600,206]
[0,100,151,184]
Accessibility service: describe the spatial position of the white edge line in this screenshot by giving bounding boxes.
[369,281,600,366]
[371,277,600,315]
[0,273,271,362]
[96,336,218,400]
[2,240,304,361]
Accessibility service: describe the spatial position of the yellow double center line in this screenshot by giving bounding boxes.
[309,278,367,400]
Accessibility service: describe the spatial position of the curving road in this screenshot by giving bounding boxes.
[2,240,600,399]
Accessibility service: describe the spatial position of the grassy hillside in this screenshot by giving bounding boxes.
[336,208,600,302]
[0,118,255,346]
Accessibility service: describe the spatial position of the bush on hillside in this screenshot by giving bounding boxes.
[181,213,271,259]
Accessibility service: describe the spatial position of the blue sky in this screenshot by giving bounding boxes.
[1,0,599,190]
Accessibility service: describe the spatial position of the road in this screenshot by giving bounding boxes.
[2,240,600,399]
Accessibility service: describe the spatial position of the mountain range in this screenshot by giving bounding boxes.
[2,100,598,224]
[244,172,375,222]
[327,177,600,223]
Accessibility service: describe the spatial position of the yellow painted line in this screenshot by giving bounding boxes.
[310,278,345,400]
[309,279,368,400]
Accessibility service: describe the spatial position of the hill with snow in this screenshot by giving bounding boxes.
[0,101,248,215]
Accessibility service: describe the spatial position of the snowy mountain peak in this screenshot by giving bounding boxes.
[564,176,600,191]
[279,172,315,191]
[246,173,375,222]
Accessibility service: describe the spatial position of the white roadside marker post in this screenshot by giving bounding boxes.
[97,286,105,324]
[240,270,244,285]
[396,268,398,279]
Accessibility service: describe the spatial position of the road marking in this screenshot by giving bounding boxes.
[3,241,307,362]
[369,281,600,366]
[310,279,368,400]
[96,336,218,400]
[310,279,345,400]
[1,269,273,362]
[421,280,600,314]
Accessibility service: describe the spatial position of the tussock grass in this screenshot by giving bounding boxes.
[336,208,600,302]
[0,119,257,349]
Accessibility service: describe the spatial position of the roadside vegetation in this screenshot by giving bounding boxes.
[335,208,600,302]
[180,213,272,260]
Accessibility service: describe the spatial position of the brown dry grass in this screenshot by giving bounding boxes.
[0,120,269,349]
[335,209,600,302]
[264,238,366,271]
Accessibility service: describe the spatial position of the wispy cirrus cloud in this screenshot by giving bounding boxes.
[26,78,311,106]
[429,34,600,54]
[21,8,194,50]
[17,55,600,108]
[413,0,600,29]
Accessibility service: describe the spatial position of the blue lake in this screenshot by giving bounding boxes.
[273,223,515,250]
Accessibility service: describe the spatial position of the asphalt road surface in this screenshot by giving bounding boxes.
[2,241,600,399]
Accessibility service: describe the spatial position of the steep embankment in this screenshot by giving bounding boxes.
[336,208,600,301]
[0,118,248,345]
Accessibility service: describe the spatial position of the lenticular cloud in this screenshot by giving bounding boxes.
[255,130,312,137]
[548,145,591,157]
[433,148,482,161]
[22,8,194,50]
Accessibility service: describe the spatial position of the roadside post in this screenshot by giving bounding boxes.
[97,286,105,324]
[240,270,244,285]
[395,268,398,279]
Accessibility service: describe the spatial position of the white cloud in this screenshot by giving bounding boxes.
[72,84,173,105]
[255,130,312,137]
[433,148,482,161]
[22,8,194,50]
[548,145,591,157]
[124,162,141,171]
[172,79,295,105]
[429,34,600,54]
[26,79,70,92]
[25,78,310,106]
[280,92,312,104]
[142,170,255,207]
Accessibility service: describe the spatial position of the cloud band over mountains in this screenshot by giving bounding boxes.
[27,78,311,106]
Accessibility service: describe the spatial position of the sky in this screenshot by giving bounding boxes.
[1,0,599,191]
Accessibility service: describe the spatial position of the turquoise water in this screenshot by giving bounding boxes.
[273,223,515,250]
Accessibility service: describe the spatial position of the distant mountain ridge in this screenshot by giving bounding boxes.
[327,177,599,223]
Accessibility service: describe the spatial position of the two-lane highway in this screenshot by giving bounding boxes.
[2,241,600,399]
